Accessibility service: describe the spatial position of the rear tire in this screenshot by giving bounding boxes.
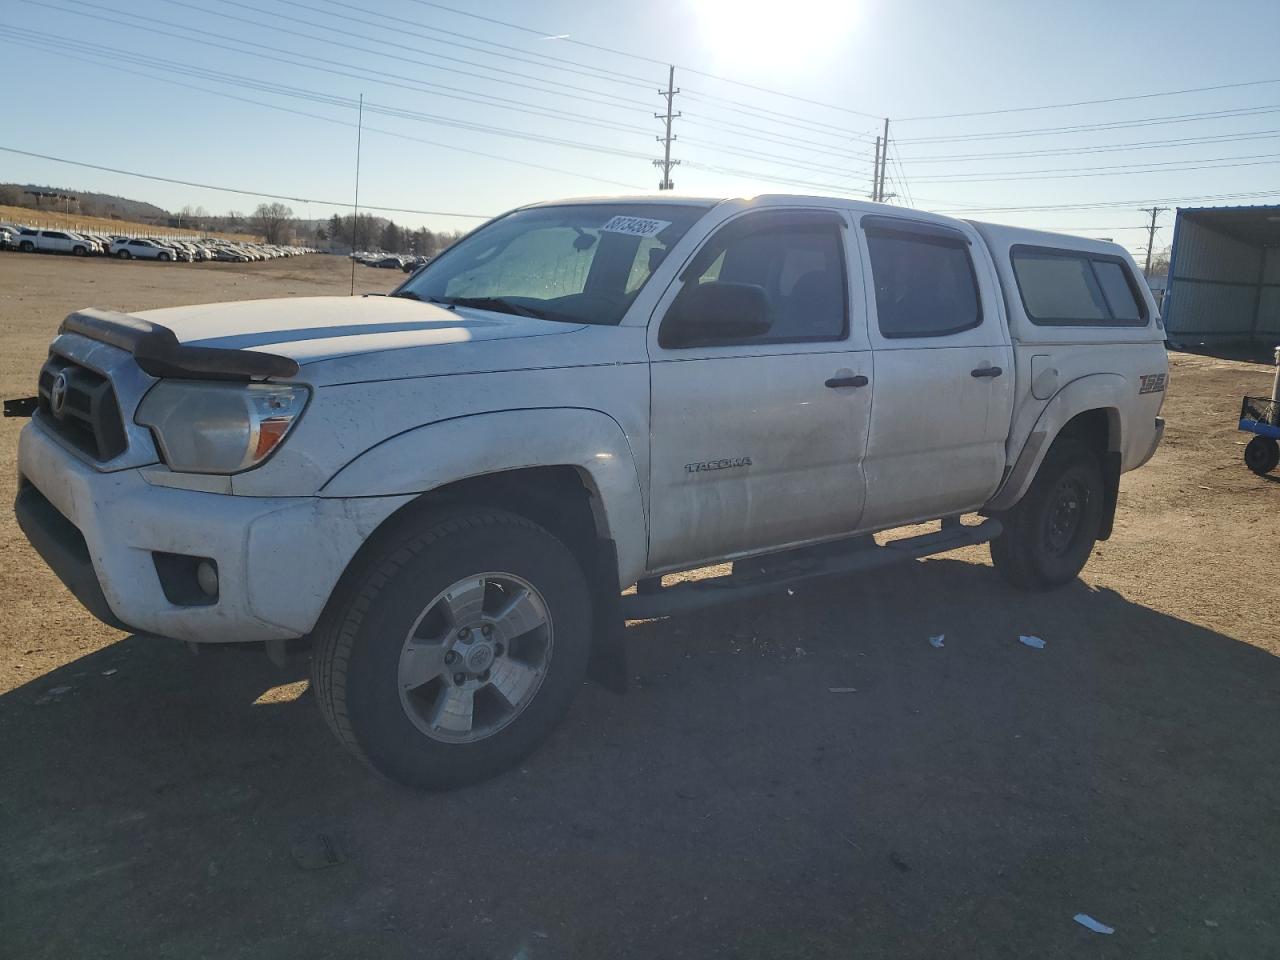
[990,438,1104,591]
[311,507,593,790]
[1244,436,1280,475]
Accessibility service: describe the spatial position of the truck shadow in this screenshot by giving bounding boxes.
[3,556,1278,959]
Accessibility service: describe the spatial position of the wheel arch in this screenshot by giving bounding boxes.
[986,374,1128,528]
[320,407,649,589]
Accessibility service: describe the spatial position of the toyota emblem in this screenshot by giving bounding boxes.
[49,371,69,417]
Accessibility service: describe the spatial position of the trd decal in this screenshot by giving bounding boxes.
[1138,373,1167,394]
[685,456,753,474]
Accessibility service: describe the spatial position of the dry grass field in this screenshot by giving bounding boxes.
[0,203,259,241]
[1,249,1278,959]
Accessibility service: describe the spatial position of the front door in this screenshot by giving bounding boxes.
[856,214,1015,530]
[646,208,873,572]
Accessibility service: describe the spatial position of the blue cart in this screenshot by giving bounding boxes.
[1241,395,1280,475]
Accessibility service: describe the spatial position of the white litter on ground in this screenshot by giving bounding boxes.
[929,634,945,648]
[1073,914,1114,935]
[1019,635,1046,649]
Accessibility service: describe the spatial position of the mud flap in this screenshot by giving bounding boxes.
[1098,451,1121,541]
[586,538,628,694]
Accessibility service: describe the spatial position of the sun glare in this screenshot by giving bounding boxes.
[695,0,861,67]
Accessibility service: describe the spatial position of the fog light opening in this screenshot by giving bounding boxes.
[196,560,219,599]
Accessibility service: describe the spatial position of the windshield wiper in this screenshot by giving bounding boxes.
[390,289,421,301]
[437,296,553,321]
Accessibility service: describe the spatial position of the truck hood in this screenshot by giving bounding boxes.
[133,295,583,365]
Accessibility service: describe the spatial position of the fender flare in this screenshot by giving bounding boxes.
[319,407,649,587]
[985,373,1126,512]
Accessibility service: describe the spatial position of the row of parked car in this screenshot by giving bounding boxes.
[0,224,313,262]
[352,251,433,273]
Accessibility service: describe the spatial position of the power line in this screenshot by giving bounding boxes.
[897,102,1280,144]
[27,1,656,134]
[163,0,659,112]
[896,76,1280,122]
[395,0,884,119]
[888,140,915,208]
[935,186,1280,215]
[903,149,1280,184]
[265,0,657,91]
[680,114,870,161]
[0,33,651,189]
[0,145,494,218]
[1,26,655,148]
[256,0,882,147]
[5,27,879,191]
[897,127,1280,163]
[30,0,877,173]
[305,0,656,88]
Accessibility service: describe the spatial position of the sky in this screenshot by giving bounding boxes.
[5,0,1280,257]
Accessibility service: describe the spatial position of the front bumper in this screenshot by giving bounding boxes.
[16,422,412,644]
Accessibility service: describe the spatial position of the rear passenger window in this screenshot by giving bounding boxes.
[863,219,981,338]
[1011,246,1146,325]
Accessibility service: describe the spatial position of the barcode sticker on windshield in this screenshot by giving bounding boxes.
[600,215,672,238]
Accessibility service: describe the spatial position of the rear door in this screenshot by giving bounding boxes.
[646,207,873,571]
[856,215,1014,529]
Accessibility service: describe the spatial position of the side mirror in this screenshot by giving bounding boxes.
[660,281,772,348]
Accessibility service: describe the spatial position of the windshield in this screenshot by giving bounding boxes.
[397,203,710,325]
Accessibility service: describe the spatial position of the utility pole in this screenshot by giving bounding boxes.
[350,92,364,296]
[654,66,680,190]
[1141,206,1169,276]
[876,118,891,204]
[871,136,882,201]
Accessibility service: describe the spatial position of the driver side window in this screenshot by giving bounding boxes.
[661,211,848,348]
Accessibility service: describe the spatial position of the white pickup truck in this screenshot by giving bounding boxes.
[8,195,1167,789]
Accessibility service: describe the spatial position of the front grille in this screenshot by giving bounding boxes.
[36,356,128,461]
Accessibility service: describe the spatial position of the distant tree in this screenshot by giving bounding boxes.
[381,219,404,254]
[252,202,294,243]
[225,209,245,228]
[0,184,22,206]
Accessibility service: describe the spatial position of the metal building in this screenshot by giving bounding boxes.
[1163,205,1280,345]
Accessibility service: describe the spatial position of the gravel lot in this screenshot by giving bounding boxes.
[1,252,1278,959]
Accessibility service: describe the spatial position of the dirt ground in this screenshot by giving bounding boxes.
[1,251,1278,959]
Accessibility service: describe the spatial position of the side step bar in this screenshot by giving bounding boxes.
[619,517,1002,621]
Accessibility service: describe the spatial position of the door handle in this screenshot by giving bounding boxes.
[825,375,869,388]
[970,366,1003,378]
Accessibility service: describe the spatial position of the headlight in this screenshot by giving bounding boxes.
[136,381,309,474]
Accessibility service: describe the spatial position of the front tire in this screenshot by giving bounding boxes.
[312,508,593,790]
[117,250,131,259]
[990,439,1104,591]
[158,252,171,262]
[19,241,33,252]
[1244,436,1280,475]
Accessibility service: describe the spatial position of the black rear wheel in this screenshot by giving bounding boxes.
[990,438,1104,591]
[1244,436,1280,475]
